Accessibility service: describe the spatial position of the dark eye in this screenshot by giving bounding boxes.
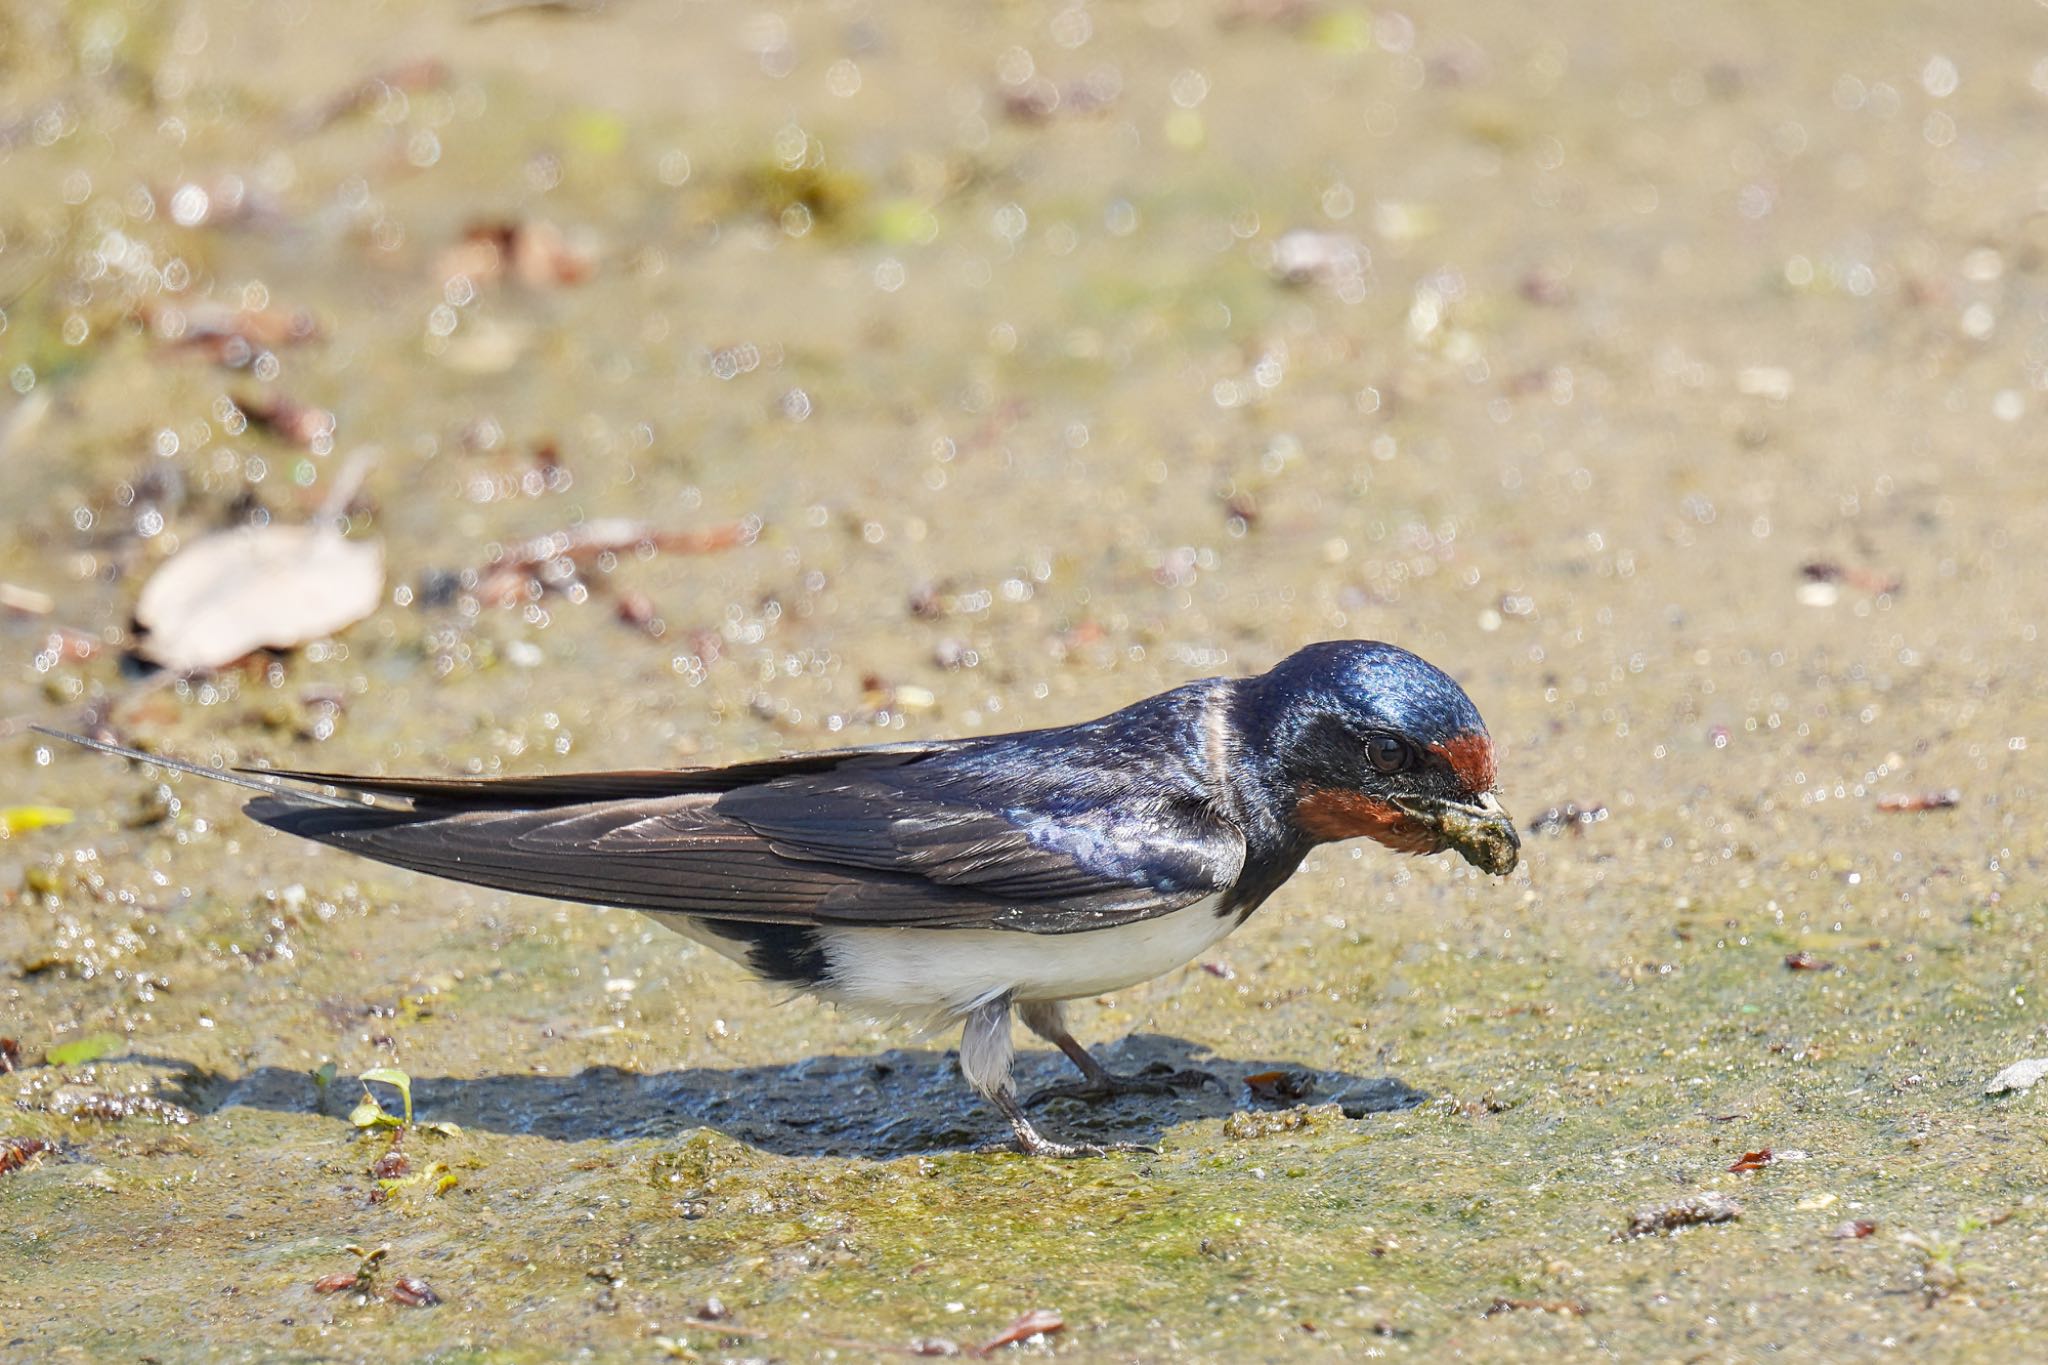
[1366,734,1412,775]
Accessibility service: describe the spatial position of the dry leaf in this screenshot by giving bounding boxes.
[972,1309,1063,1355]
[135,524,383,672]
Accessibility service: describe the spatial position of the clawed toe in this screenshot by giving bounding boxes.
[1137,1062,1222,1091]
[1021,1135,1158,1158]
[1026,1065,1220,1107]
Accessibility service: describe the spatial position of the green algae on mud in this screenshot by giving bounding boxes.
[5,0,2048,1359]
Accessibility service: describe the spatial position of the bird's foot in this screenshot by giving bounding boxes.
[1010,1130,1158,1159]
[990,1092,1157,1157]
[1026,1061,1220,1107]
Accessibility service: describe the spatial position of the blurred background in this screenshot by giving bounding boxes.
[3,1,2045,1357]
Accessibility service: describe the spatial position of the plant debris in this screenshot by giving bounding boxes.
[390,1275,441,1308]
[45,1033,121,1067]
[972,1309,1063,1355]
[1525,801,1609,835]
[313,1245,397,1299]
[1484,1297,1589,1317]
[45,1091,195,1125]
[1728,1148,1774,1174]
[298,59,450,132]
[1245,1069,1317,1105]
[0,1137,55,1175]
[1832,1219,1877,1239]
[235,393,337,451]
[1799,560,1901,596]
[1223,1102,1344,1139]
[1620,1192,1742,1239]
[439,220,594,289]
[0,1038,22,1073]
[1000,72,1121,123]
[475,518,756,607]
[0,806,73,837]
[1876,789,1960,813]
[663,1305,1062,1360]
[138,300,321,367]
[615,588,662,636]
[1783,951,1834,972]
[1,582,53,614]
[1984,1058,2048,1096]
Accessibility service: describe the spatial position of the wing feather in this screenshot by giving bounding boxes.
[246,759,1243,933]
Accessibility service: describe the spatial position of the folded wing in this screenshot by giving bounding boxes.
[246,750,1244,934]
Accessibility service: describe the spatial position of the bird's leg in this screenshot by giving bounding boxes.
[960,994,1151,1157]
[1017,1000,1218,1107]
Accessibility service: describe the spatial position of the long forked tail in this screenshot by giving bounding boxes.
[32,727,363,809]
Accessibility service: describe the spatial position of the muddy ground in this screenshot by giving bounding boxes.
[3,0,2046,1360]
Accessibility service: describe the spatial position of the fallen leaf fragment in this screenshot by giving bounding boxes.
[237,393,336,450]
[0,582,53,614]
[1728,1148,1774,1174]
[299,59,449,132]
[476,518,755,607]
[972,1309,1063,1356]
[45,1033,121,1067]
[0,1137,55,1175]
[311,1271,359,1294]
[139,300,321,365]
[1783,951,1834,972]
[1620,1192,1742,1239]
[1485,1297,1589,1317]
[439,220,593,289]
[1245,1069,1317,1105]
[1985,1058,2048,1096]
[1526,801,1609,835]
[1799,560,1901,595]
[134,523,383,672]
[390,1275,440,1308]
[0,806,73,837]
[1876,789,1960,813]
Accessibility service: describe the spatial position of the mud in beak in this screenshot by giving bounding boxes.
[1393,791,1520,876]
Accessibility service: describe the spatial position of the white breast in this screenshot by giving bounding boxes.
[815,893,1239,1021]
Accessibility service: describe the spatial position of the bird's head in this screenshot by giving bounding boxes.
[1236,640,1518,875]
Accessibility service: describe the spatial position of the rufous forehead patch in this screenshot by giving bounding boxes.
[1431,732,1497,794]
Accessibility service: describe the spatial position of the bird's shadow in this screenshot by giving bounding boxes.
[164,1035,1427,1159]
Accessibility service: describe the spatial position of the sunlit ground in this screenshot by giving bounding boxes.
[2,1,2045,1358]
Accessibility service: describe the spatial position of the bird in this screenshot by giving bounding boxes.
[41,639,1518,1156]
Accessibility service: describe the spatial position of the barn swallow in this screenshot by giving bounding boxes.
[41,639,1516,1156]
